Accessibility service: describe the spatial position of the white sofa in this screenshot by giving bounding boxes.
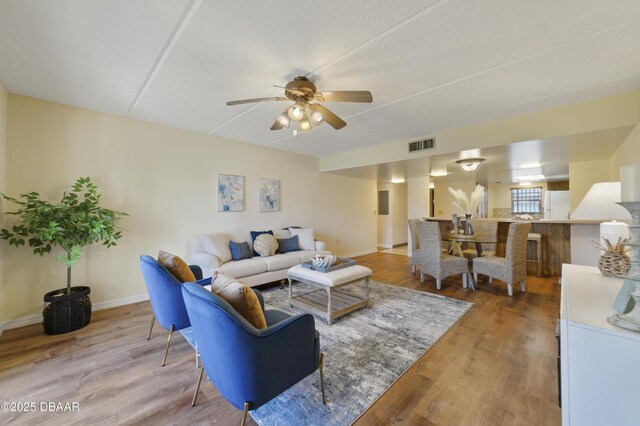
[188,229,330,287]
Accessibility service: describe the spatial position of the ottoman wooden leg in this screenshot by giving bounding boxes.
[364,277,370,307]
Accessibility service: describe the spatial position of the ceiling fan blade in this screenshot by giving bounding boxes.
[314,104,347,130]
[270,118,284,131]
[226,97,287,106]
[315,91,373,103]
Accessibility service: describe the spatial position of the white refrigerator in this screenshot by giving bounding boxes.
[543,190,570,220]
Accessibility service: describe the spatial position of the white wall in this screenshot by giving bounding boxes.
[2,95,377,324]
[0,81,8,330]
[377,184,392,247]
[376,183,408,248]
[609,122,640,180]
[407,176,430,256]
[391,183,408,246]
[569,159,611,212]
[433,179,476,218]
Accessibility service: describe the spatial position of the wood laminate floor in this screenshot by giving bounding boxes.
[0,252,561,425]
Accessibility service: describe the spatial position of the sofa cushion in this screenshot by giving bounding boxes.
[263,254,300,271]
[254,233,278,257]
[210,272,267,329]
[291,250,332,263]
[229,240,252,261]
[196,233,231,263]
[157,251,196,282]
[289,227,315,250]
[277,235,299,253]
[216,257,268,278]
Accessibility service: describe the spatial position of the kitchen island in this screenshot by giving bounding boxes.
[423,217,606,276]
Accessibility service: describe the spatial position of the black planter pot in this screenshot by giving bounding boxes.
[43,286,92,335]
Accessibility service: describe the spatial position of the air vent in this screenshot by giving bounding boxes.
[408,138,435,153]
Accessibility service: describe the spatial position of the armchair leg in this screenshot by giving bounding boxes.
[191,366,204,407]
[474,272,478,283]
[146,315,155,340]
[420,272,424,284]
[507,284,513,297]
[520,280,526,293]
[436,278,441,290]
[320,351,327,404]
[161,325,174,366]
[241,402,249,426]
[411,265,416,275]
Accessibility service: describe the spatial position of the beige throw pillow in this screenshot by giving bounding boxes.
[158,251,197,283]
[210,272,267,329]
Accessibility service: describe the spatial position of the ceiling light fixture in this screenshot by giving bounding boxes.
[287,101,306,121]
[519,182,532,186]
[519,162,542,169]
[514,174,545,181]
[310,109,324,124]
[391,178,405,183]
[298,116,312,132]
[456,158,485,173]
[430,170,448,177]
[276,112,290,128]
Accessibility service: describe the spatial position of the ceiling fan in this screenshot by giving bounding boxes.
[226,76,373,132]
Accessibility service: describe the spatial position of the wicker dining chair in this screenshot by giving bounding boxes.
[463,218,498,261]
[473,222,531,296]
[417,221,473,290]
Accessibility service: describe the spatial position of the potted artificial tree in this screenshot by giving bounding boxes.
[1,177,127,335]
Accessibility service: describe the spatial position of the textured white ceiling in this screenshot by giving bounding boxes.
[0,0,639,158]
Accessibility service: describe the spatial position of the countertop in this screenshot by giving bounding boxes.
[423,217,611,225]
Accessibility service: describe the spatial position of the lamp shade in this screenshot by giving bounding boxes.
[600,220,630,253]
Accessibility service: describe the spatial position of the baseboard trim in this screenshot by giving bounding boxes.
[377,244,392,249]
[0,293,150,335]
[340,249,378,258]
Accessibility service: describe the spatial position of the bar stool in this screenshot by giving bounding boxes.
[526,233,542,276]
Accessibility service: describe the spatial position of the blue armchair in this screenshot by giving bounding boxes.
[181,282,326,425]
[139,255,210,366]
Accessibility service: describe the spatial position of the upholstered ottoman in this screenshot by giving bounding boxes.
[287,264,372,325]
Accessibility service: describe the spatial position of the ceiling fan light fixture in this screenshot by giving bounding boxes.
[310,109,324,123]
[456,158,485,173]
[287,102,305,121]
[299,116,312,131]
[276,112,290,127]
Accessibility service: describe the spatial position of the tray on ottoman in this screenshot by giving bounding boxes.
[300,257,356,273]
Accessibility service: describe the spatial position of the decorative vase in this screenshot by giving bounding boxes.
[43,286,92,335]
[464,214,474,235]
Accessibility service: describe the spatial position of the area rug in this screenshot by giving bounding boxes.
[183,280,471,425]
[259,280,472,425]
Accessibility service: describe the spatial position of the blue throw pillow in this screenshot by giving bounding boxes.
[277,235,300,253]
[250,230,273,256]
[229,241,252,261]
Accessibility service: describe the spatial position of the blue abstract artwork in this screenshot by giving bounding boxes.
[218,174,244,212]
[259,178,280,212]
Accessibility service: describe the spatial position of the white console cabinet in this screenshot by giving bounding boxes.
[560,264,640,425]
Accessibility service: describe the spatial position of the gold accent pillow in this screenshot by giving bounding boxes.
[210,272,267,329]
[158,251,196,283]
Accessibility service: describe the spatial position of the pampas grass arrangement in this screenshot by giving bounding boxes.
[448,185,485,214]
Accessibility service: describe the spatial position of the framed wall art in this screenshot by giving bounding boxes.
[258,178,280,212]
[218,174,244,212]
